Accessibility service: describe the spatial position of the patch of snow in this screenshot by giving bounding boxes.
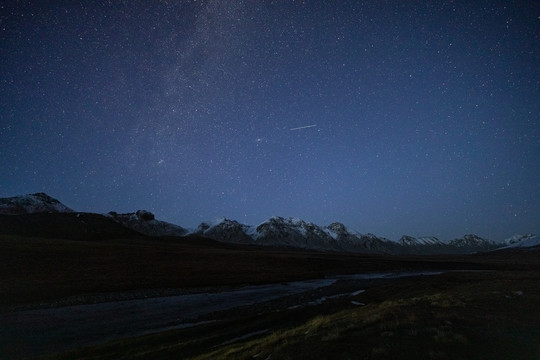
[285,217,308,236]
[207,217,228,229]
[502,234,539,248]
[244,225,258,237]
[323,227,338,240]
[417,236,442,245]
[399,235,443,246]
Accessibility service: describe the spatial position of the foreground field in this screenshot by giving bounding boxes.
[0,234,512,310]
[46,271,540,360]
[1,234,539,359]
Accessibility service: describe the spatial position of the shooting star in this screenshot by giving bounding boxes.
[290,124,317,131]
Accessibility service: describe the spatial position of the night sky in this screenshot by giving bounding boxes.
[1,1,539,241]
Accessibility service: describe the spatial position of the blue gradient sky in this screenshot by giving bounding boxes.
[1,1,539,241]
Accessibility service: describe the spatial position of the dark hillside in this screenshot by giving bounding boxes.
[0,213,142,240]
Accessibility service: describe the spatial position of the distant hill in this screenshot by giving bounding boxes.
[500,234,540,249]
[0,192,74,214]
[191,216,503,255]
[0,193,536,254]
[0,212,142,241]
[107,210,187,237]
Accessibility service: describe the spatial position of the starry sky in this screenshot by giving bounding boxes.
[1,1,539,241]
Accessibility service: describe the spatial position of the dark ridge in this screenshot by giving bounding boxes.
[0,212,143,241]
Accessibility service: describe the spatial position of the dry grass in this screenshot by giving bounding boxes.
[187,271,540,360]
[45,271,540,360]
[1,233,524,309]
[2,233,540,359]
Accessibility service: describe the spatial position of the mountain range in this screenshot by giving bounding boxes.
[1,193,537,254]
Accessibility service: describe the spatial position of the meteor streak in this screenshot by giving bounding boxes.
[290,124,317,131]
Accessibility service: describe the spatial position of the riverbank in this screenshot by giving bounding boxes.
[2,234,534,310]
[1,234,539,359]
[0,271,440,359]
[41,270,540,360]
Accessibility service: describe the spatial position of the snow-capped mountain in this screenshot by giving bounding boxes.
[448,234,499,251]
[395,234,498,254]
[192,216,395,253]
[253,216,335,249]
[190,217,508,254]
[325,222,393,252]
[1,193,535,254]
[194,218,254,244]
[0,192,74,214]
[501,234,540,249]
[107,210,187,237]
[395,235,448,254]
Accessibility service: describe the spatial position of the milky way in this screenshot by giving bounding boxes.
[1,1,539,240]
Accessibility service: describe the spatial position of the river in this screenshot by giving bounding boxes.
[0,271,441,359]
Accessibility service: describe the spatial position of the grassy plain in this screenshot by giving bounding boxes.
[1,234,539,359]
[49,271,540,360]
[0,234,506,309]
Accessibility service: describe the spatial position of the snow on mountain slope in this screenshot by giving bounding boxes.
[398,235,444,246]
[501,234,539,248]
[107,210,187,237]
[194,217,254,244]
[191,216,394,253]
[0,193,74,214]
[326,222,360,241]
[448,234,498,250]
[254,216,338,250]
[190,217,510,254]
[1,193,533,254]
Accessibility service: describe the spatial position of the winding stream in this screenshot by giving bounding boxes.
[0,271,441,359]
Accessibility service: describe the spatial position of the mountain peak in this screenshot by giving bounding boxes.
[449,234,496,249]
[195,217,253,244]
[502,234,539,248]
[0,192,74,214]
[107,211,186,237]
[327,222,347,232]
[190,216,393,253]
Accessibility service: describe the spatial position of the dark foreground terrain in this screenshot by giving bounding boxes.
[1,234,539,359]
